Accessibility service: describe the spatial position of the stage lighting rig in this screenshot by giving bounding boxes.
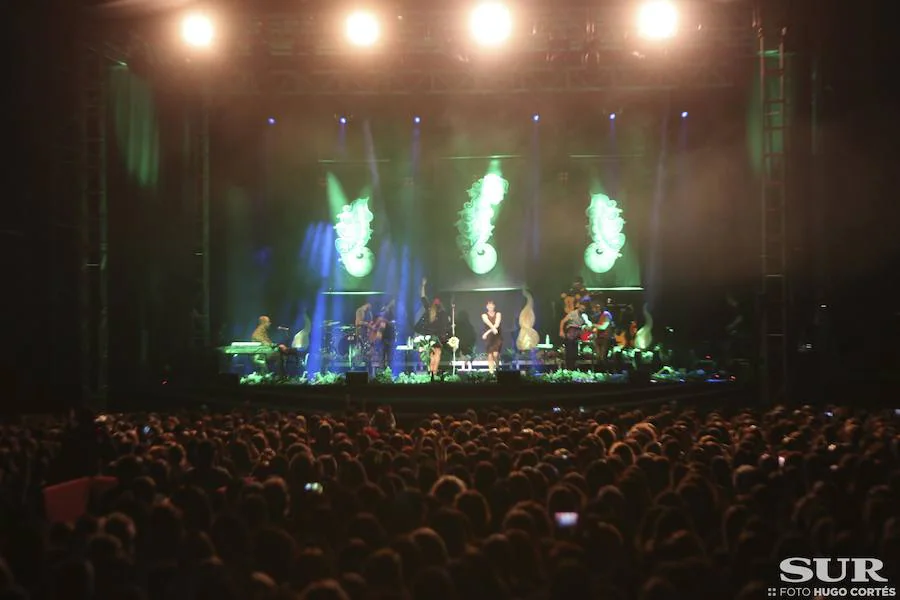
[96,0,754,95]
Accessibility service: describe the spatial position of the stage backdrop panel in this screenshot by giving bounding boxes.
[538,158,645,292]
[427,156,530,291]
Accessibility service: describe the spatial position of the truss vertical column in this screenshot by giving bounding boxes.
[189,92,211,352]
[758,28,789,403]
[79,45,109,403]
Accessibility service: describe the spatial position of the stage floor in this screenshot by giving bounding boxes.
[131,375,743,415]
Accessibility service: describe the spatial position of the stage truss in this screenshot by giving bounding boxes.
[77,1,776,403]
[218,61,741,96]
[757,23,789,404]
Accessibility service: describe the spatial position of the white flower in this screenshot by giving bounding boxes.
[448,337,460,350]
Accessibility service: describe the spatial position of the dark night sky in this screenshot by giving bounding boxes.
[3,0,899,404]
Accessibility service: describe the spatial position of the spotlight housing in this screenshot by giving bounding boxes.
[469,3,512,47]
[637,1,678,40]
[180,13,214,48]
[345,11,380,47]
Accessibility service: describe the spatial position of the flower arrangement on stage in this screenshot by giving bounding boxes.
[535,369,627,384]
[412,335,437,364]
[239,368,644,386]
[240,372,345,386]
[373,367,395,384]
[650,366,686,383]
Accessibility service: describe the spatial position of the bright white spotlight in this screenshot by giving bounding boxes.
[681,111,688,118]
[637,1,678,40]
[181,13,214,48]
[469,3,512,47]
[345,11,380,47]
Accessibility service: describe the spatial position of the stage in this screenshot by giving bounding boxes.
[137,374,744,415]
[71,1,772,406]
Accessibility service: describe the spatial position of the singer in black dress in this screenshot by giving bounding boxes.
[481,300,502,373]
[415,278,450,375]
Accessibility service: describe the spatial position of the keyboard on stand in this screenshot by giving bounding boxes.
[218,342,279,355]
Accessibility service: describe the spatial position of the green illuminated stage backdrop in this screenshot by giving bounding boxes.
[455,162,510,276]
[96,62,760,382]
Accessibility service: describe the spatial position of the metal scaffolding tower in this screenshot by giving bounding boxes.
[78,44,109,403]
[187,96,211,352]
[758,26,790,403]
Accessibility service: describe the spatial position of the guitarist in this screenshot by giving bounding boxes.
[589,300,614,370]
[559,300,591,370]
[368,300,396,369]
[560,276,590,315]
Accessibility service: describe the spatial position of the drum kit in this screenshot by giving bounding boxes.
[321,319,395,366]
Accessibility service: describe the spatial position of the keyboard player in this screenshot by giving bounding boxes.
[251,316,274,372]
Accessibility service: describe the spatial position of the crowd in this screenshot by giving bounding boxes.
[0,402,899,600]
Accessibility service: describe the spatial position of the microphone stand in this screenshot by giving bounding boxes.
[451,298,457,375]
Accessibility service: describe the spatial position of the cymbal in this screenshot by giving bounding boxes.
[340,325,356,332]
[324,320,341,326]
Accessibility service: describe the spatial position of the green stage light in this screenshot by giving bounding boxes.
[456,167,509,275]
[584,193,626,274]
[334,197,375,278]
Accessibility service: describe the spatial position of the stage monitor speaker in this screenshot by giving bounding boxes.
[216,373,241,388]
[497,370,521,385]
[346,372,369,386]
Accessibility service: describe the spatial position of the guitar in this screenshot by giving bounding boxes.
[368,300,396,343]
[583,312,614,340]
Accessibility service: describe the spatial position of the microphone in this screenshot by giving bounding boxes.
[277,326,290,331]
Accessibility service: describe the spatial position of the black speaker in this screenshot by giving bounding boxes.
[216,373,241,388]
[497,370,521,385]
[346,372,369,386]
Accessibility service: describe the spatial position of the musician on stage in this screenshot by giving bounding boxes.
[355,302,373,330]
[560,276,590,315]
[369,300,396,370]
[590,300,614,370]
[251,316,273,372]
[415,278,450,377]
[481,300,502,373]
[559,300,591,371]
[616,303,637,348]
